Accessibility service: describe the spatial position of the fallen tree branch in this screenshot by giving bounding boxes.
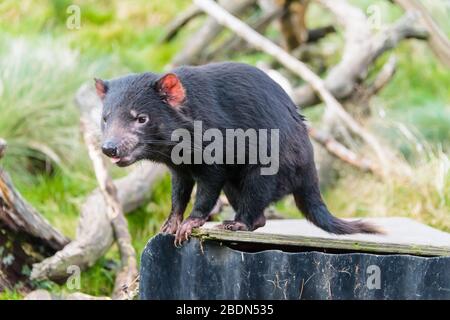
[307,125,382,176]
[0,168,69,251]
[350,55,398,106]
[193,0,391,176]
[79,98,138,300]
[293,0,428,107]
[171,0,256,66]
[217,13,335,56]
[365,55,398,97]
[30,162,165,282]
[160,5,203,42]
[393,0,450,67]
[206,5,284,61]
[30,85,166,282]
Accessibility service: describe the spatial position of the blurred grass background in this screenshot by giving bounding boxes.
[0,0,449,298]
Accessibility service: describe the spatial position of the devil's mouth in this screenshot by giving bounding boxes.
[108,146,144,167]
[110,157,121,164]
[109,156,134,166]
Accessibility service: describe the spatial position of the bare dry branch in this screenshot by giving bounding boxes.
[160,5,203,42]
[307,125,382,176]
[79,103,138,300]
[206,6,284,60]
[171,0,256,66]
[293,0,428,107]
[394,0,450,67]
[351,55,398,105]
[368,56,398,96]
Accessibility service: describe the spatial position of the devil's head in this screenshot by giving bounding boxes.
[95,72,186,166]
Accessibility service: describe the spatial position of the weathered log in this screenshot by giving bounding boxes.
[171,0,256,66]
[30,85,167,282]
[0,166,69,251]
[193,0,392,176]
[293,0,428,107]
[0,139,69,292]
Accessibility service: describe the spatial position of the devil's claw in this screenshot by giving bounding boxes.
[174,217,207,246]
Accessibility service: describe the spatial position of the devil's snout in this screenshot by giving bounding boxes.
[102,140,118,158]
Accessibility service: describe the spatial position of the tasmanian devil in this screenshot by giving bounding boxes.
[95,62,380,245]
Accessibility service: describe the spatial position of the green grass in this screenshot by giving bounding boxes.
[0,37,80,176]
[127,174,172,253]
[0,0,190,73]
[324,151,450,232]
[0,0,449,299]
[28,256,117,297]
[16,171,97,237]
[0,290,23,300]
[0,35,124,182]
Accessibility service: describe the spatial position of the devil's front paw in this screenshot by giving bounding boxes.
[174,217,206,246]
[160,214,182,235]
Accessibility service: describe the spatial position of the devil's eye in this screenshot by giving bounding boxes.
[136,114,149,124]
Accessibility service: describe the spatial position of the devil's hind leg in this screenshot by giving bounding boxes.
[217,171,276,231]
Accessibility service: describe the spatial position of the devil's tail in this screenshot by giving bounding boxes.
[293,184,383,235]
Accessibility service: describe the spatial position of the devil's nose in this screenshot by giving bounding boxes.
[102,141,118,157]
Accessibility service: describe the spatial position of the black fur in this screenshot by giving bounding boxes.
[99,62,380,242]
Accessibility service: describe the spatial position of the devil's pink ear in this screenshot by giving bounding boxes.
[94,78,107,100]
[155,73,186,108]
